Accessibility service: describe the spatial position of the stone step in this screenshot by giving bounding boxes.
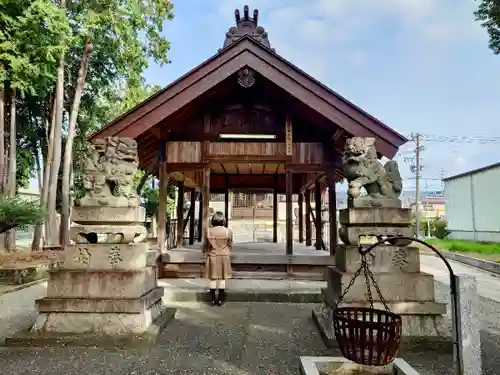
[231,271,324,281]
[159,278,326,303]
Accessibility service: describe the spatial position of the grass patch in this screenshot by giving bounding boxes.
[425,238,500,254]
[422,238,500,262]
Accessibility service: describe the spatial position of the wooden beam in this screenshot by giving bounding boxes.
[176,180,185,248]
[197,188,203,242]
[202,168,211,252]
[224,174,229,227]
[189,189,196,245]
[286,169,293,255]
[286,113,293,156]
[305,190,312,246]
[204,155,289,163]
[157,159,168,252]
[298,192,304,243]
[327,172,337,255]
[273,174,278,243]
[315,180,322,251]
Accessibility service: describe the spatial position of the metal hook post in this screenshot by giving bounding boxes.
[358,236,463,375]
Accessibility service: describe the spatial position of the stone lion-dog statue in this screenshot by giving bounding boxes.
[342,137,403,204]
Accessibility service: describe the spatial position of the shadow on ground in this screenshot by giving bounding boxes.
[0,302,334,375]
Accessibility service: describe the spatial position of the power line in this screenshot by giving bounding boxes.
[411,133,500,144]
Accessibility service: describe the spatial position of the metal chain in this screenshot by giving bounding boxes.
[361,255,375,308]
[364,261,391,312]
[335,248,392,313]
[334,263,363,309]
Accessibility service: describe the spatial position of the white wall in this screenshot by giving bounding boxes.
[445,166,500,242]
[190,201,233,220]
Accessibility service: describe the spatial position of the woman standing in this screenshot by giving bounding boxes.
[204,211,233,306]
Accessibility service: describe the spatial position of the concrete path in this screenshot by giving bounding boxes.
[0,281,46,340]
[420,254,500,302]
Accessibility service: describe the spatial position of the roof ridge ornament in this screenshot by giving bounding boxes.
[221,5,274,52]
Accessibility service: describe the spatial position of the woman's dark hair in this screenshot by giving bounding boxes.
[211,211,226,227]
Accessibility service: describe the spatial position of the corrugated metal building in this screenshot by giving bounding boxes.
[443,162,500,242]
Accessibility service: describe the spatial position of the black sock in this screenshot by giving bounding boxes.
[209,289,217,304]
[218,289,226,305]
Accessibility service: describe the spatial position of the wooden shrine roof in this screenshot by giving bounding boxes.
[90,9,407,167]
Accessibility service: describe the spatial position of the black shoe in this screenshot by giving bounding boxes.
[209,289,217,305]
[217,289,226,306]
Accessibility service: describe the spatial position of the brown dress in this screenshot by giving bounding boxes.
[204,226,233,280]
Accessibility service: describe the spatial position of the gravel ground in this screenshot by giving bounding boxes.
[0,302,333,375]
[1,252,500,374]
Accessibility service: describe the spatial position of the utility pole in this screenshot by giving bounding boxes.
[405,133,424,239]
[415,133,421,239]
[440,169,446,192]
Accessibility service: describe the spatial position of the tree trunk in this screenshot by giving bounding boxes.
[0,87,5,194]
[5,89,16,251]
[35,146,42,197]
[60,39,93,246]
[32,101,56,251]
[0,87,5,251]
[46,40,66,246]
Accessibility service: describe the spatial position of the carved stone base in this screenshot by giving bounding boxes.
[338,225,412,246]
[338,207,413,246]
[32,295,165,335]
[339,207,412,226]
[348,196,402,209]
[46,268,158,299]
[336,245,420,273]
[71,206,145,225]
[325,267,437,302]
[77,195,140,209]
[64,243,152,270]
[70,224,148,244]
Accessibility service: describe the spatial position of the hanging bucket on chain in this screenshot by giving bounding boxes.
[332,248,403,366]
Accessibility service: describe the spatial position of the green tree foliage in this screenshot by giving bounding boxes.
[0,196,45,234]
[0,0,70,94]
[0,0,70,192]
[412,217,450,239]
[1,0,174,193]
[141,183,176,219]
[475,0,500,54]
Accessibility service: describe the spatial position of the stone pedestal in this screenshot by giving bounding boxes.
[338,207,413,246]
[30,206,169,338]
[313,206,452,352]
[6,138,174,348]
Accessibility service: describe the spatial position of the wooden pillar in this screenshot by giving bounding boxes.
[286,169,293,255]
[197,191,203,242]
[224,175,229,227]
[315,180,322,250]
[176,180,185,248]
[202,168,210,251]
[298,192,304,243]
[305,190,312,246]
[327,173,337,255]
[273,174,278,243]
[189,189,196,245]
[157,162,168,252]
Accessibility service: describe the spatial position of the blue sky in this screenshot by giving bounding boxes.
[143,0,500,191]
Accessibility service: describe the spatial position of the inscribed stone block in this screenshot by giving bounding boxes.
[455,274,481,375]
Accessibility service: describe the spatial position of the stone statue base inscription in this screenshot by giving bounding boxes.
[5,138,175,348]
